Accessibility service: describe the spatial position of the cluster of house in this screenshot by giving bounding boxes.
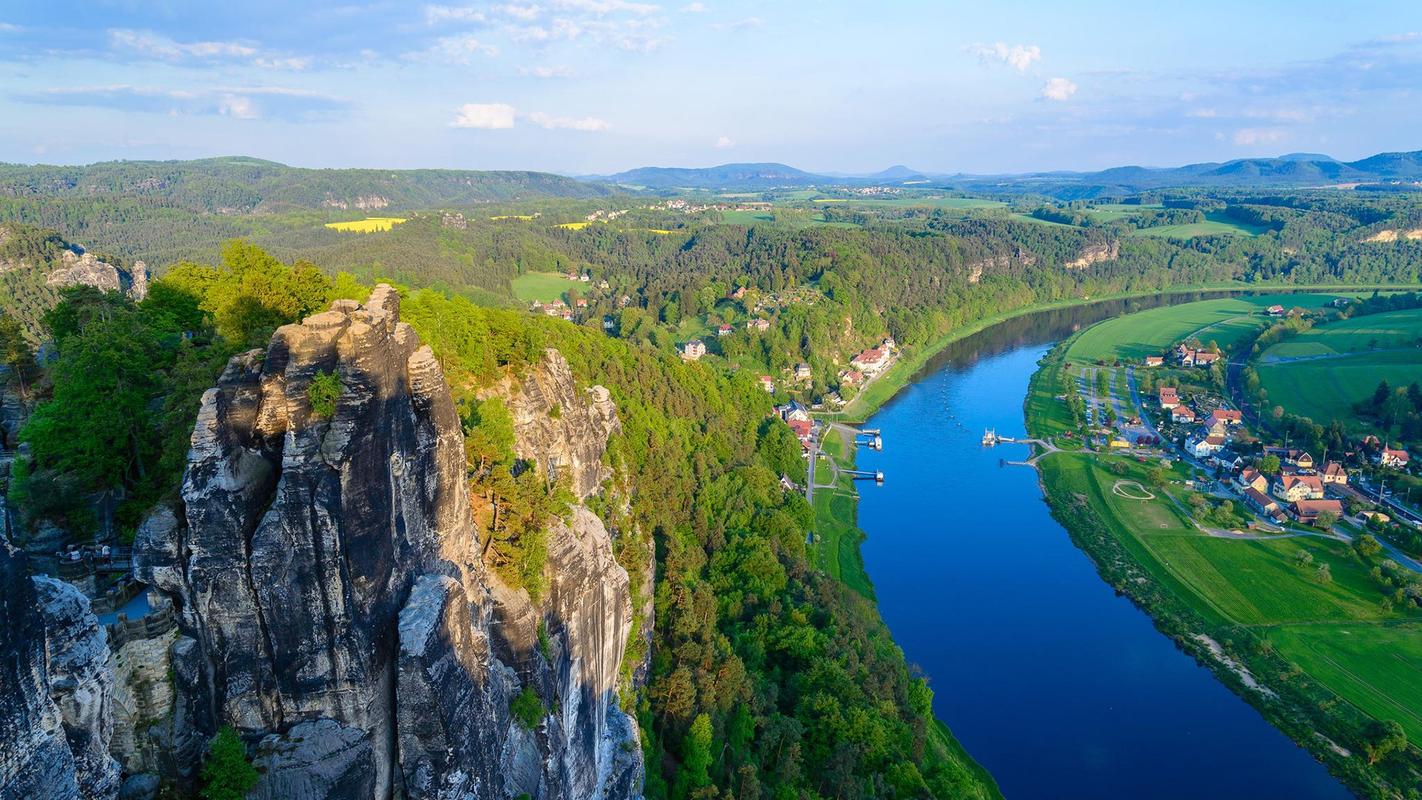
[1172,343,1221,368]
[1158,387,1243,458]
[1233,447,1346,525]
[1363,435,1412,469]
[534,300,576,321]
[774,400,816,450]
[848,338,897,378]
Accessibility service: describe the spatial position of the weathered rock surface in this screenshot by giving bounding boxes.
[1064,240,1120,269]
[1,542,120,800]
[43,249,148,300]
[492,349,620,501]
[133,286,643,799]
[485,350,643,799]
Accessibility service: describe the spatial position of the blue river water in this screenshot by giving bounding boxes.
[852,303,1352,799]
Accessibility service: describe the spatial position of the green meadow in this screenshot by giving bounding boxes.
[1128,210,1270,239]
[1257,349,1422,425]
[510,271,582,303]
[1064,294,1343,362]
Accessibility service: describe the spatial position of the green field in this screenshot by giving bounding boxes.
[720,209,859,228]
[510,271,582,303]
[1255,308,1422,424]
[1064,294,1344,362]
[1257,349,1422,425]
[1128,210,1269,239]
[1260,308,1422,360]
[1269,624,1422,744]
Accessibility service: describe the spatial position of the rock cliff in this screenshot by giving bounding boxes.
[1,541,120,800]
[133,286,642,799]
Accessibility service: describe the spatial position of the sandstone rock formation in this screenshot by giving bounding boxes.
[1,542,120,800]
[133,285,642,799]
[44,250,148,300]
[1065,240,1120,269]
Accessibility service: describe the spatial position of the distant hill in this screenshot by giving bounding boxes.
[598,162,826,190]
[0,157,608,214]
[594,149,1422,196]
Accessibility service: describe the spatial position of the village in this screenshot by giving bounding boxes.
[1052,334,1421,543]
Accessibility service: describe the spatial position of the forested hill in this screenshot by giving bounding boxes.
[0,157,609,214]
[589,149,1422,195]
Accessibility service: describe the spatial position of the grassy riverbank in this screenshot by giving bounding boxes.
[1026,335,1422,799]
[832,282,1422,422]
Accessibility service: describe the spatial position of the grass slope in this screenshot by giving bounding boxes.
[1257,349,1422,425]
[1065,293,1343,362]
[511,271,582,303]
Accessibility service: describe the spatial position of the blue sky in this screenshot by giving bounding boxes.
[2,1,1420,174]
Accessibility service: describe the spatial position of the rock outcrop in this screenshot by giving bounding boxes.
[1064,240,1120,269]
[1,542,120,800]
[133,286,642,799]
[44,250,148,300]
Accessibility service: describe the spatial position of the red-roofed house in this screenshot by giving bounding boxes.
[716,324,734,336]
[758,375,776,394]
[1267,304,1285,316]
[1158,387,1180,409]
[1292,499,1342,525]
[1172,406,1196,423]
[1377,447,1411,469]
[1235,468,1268,494]
[1274,474,1324,503]
[1144,356,1164,367]
[1320,462,1348,485]
[1209,409,1243,426]
[787,419,813,449]
[851,347,890,374]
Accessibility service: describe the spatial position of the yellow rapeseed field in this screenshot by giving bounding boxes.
[324,217,408,233]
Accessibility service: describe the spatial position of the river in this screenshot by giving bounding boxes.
[851,293,1352,799]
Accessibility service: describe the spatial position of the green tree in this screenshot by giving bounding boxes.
[1361,719,1407,765]
[511,685,545,730]
[200,726,258,800]
[22,308,162,489]
[1258,455,1281,475]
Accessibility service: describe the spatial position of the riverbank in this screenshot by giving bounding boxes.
[829,282,1422,422]
[1024,336,1422,799]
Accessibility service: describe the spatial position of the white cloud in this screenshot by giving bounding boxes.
[416,34,500,63]
[682,2,707,11]
[0,22,21,33]
[1187,108,1218,118]
[218,94,259,119]
[552,0,660,14]
[519,64,575,77]
[423,5,487,24]
[451,104,608,131]
[109,29,256,60]
[499,3,543,21]
[1040,77,1077,101]
[1233,127,1287,146]
[966,42,1041,72]
[527,111,610,130]
[715,135,733,148]
[713,17,762,31]
[451,102,517,128]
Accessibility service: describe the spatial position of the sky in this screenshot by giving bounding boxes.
[1,1,1420,175]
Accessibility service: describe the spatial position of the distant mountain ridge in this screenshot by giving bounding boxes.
[0,156,608,214]
[590,149,1422,194]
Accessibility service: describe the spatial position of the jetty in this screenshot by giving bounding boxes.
[982,429,1018,446]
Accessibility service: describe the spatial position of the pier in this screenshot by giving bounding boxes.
[845,469,885,484]
[982,429,1018,446]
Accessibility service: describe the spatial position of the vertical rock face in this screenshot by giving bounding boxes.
[133,287,643,799]
[1,543,120,800]
[485,349,643,799]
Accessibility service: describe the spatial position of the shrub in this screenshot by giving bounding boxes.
[200,726,258,800]
[307,370,342,419]
[511,686,544,730]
